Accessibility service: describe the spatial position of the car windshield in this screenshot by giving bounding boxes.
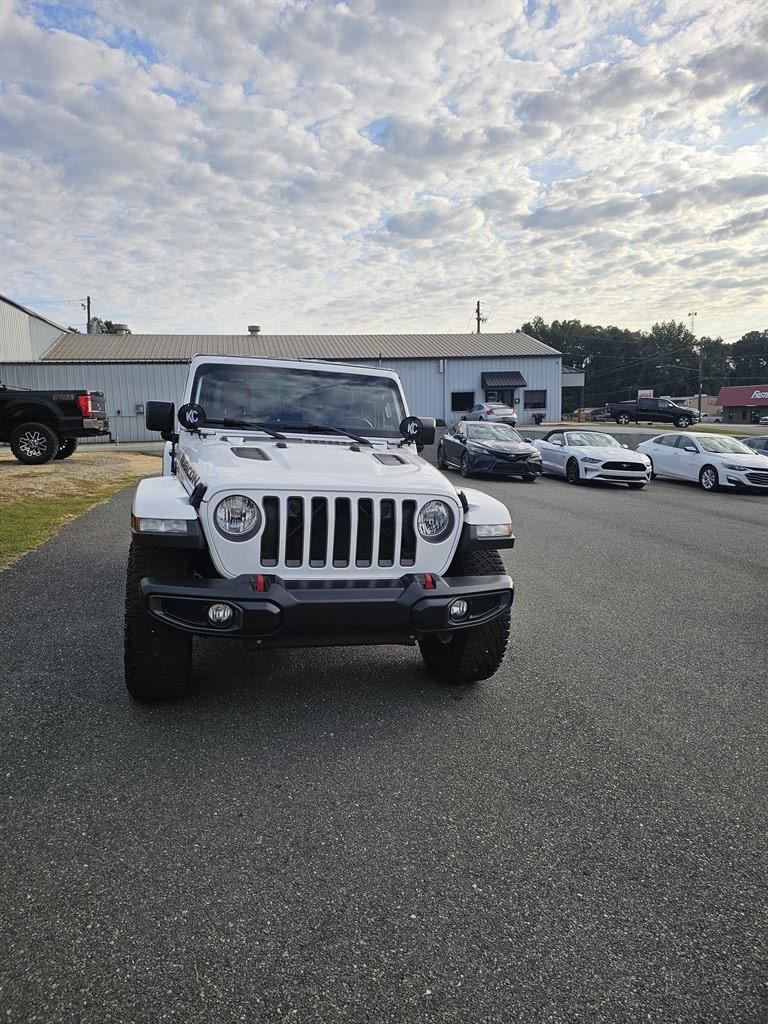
[564,431,620,448]
[192,363,406,437]
[697,435,754,454]
[467,423,524,442]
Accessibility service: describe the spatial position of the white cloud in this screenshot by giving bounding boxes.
[0,0,765,338]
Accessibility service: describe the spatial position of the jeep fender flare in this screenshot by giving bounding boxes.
[458,486,511,528]
[132,475,200,537]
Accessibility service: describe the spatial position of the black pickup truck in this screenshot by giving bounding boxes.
[0,382,110,464]
[608,396,698,429]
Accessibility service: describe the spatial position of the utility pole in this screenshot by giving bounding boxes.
[86,295,91,333]
[476,300,481,334]
[689,311,701,418]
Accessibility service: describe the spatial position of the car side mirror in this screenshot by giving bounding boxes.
[146,401,175,441]
[524,437,533,443]
[683,445,697,453]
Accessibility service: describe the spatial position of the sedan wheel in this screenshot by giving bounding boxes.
[700,465,719,492]
[566,458,581,484]
[437,445,447,470]
[461,453,471,478]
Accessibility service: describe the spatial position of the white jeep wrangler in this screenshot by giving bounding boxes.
[125,355,514,701]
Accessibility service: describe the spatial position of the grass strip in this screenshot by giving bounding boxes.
[0,478,137,570]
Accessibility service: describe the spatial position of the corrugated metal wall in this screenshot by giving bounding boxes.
[0,300,64,361]
[0,353,562,441]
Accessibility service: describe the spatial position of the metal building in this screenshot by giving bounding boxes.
[1,296,564,442]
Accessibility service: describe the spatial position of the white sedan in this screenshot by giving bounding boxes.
[637,432,768,491]
[463,402,517,425]
[532,429,652,488]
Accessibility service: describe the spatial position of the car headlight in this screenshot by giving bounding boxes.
[722,463,752,472]
[417,500,454,542]
[580,457,601,464]
[529,451,542,459]
[214,494,261,540]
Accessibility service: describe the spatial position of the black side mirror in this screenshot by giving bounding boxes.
[524,437,533,443]
[146,401,175,441]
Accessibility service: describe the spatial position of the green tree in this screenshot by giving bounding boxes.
[730,330,768,382]
[90,317,130,334]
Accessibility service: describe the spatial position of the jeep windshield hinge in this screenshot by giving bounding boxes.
[189,483,207,509]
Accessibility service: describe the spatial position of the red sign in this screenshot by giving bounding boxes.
[716,384,768,407]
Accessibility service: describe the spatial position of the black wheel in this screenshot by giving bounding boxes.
[437,444,447,470]
[616,414,631,425]
[9,422,59,464]
[674,416,692,428]
[565,458,581,484]
[418,548,510,685]
[460,452,472,478]
[53,437,78,460]
[627,482,646,490]
[124,543,194,702]
[699,465,719,492]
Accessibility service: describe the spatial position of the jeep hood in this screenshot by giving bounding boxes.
[181,435,456,497]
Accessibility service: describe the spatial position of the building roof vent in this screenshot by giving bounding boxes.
[248,325,261,335]
[113,324,130,335]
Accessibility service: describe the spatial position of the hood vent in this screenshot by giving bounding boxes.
[231,447,270,461]
[373,452,406,466]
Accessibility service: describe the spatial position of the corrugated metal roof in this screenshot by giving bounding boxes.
[42,331,560,363]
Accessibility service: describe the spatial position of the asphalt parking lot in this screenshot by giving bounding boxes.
[1,472,766,1023]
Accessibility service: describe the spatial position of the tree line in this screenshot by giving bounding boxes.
[520,318,768,410]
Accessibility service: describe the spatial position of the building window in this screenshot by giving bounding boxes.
[524,389,546,409]
[451,391,474,412]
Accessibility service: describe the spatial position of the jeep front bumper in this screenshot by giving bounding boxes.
[140,572,513,647]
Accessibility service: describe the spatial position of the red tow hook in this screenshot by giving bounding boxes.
[422,573,435,590]
[253,573,268,592]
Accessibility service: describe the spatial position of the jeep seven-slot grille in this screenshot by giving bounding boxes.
[256,496,419,569]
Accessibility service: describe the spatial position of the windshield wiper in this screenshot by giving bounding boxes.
[279,423,373,446]
[218,418,287,440]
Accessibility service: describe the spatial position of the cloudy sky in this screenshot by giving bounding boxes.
[0,0,766,340]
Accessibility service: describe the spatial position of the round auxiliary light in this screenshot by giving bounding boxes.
[208,603,233,625]
[449,598,469,621]
[214,494,261,540]
[417,500,454,543]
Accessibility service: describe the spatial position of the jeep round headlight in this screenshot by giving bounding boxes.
[214,494,261,540]
[417,500,454,542]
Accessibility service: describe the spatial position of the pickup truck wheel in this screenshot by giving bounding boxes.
[616,414,631,425]
[565,458,581,484]
[53,437,78,460]
[124,543,193,702]
[418,549,511,685]
[674,416,692,428]
[9,422,59,464]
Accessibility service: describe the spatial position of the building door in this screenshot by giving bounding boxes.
[484,388,516,407]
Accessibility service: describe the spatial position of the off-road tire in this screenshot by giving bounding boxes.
[124,543,194,702]
[418,548,510,685]
[54,437,78,460]
[9,422,59,464]
[699,465,719,492]
[566,457,581,484]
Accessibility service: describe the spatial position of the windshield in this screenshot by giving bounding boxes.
[192,363,406,437]
[467,423,524,442]
[697,435,754,455]
[564,431,621,448]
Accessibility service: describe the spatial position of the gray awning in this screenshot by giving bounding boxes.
[481,371,527,389]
